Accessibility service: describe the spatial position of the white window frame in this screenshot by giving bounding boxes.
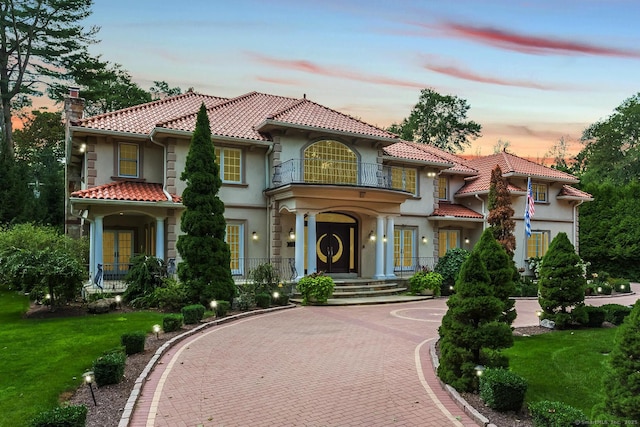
[216,147,243,184]
[118,143,139,178]
[532,183,548,203]
[394,227,416,271]
[225,223,245,275]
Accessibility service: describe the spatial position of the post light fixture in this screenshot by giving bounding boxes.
[289,228,295,240]
[153,324,161,339]
[368,231,376,241]
[421,236,427,244]
[252,231,258,240]
[210,300,217,317]
[273,291,280,301]
[474,365,485,377]
[115,295,121,308]
[597,286,603,294]
[83,371,97,406]
[449,285,454,291]
[45,293,51,300]
[536,310,542,325]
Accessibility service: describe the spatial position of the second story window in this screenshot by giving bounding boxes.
[390,167,417,194]
[438,176,448,200]
[531,183,547,203]
[119,143,139,177]
[215,147,242,183]
[304,140,357,185]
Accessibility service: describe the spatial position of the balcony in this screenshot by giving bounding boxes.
[271,159,415,193]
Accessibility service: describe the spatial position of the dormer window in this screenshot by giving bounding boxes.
[118,143,139,178]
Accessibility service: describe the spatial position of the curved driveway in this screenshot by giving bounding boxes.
[128,287,640,427]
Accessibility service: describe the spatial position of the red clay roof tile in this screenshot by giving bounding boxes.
[429,202,484,219]
[70,181,181,203]
[558,185,593,200]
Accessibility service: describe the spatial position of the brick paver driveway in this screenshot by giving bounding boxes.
[129,286,640,427]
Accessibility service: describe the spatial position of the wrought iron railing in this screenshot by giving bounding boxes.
[271,159,414,192]
[232,257,296,281]
[393,257,437,278]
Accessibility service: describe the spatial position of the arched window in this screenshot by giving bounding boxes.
[304,140,357,184]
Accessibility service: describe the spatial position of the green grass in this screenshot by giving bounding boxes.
[0,289,165,427]
[503,328,616,416]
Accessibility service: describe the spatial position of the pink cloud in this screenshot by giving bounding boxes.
[246,52,427,89]
[424,63,561,90]
[255,76,301,86]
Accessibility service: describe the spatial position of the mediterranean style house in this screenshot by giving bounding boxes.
[63,88,592,288]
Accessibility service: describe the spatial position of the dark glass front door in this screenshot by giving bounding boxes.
[315,215,357,274]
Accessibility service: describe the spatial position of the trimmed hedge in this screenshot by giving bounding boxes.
[601,304,632,325]
[479,368,527,412]
[611,278,631,293]
[273,293,289,306]
[93,349,126,387]
[181,304,205,324]
[121,331,146,355]
[215,300,230,317]
[573,305,606,327]
[255,292,271,309]
[163,314,183,332]
[529,400,587,427]
[30,404,87,427]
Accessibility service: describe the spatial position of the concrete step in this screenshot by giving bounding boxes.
[332,286,408,298]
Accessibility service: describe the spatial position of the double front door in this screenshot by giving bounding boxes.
[103,230,133,279]
[314,213,357,274]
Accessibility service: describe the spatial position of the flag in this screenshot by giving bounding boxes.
[524,177,535,238]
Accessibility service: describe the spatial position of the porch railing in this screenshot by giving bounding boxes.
[232,257,296,281]
[393,257,437,278]
[272,159,414,192]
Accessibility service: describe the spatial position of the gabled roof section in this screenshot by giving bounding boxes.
[70,181,182,203]
[76,91,228,135]
[557,185,594,201]
[428,202,484,220]
[383,141,476,173]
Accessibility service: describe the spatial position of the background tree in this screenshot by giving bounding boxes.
[387,88,481,153]
[0,0,97,156]
[487,165,516,256]
[492,139,511,154]
[0,137,29,224]
[438,251,513,391]
[474,228,517,325]
[602,301,640,420]
[177,104,235,304]
[149,81,182,100]
[543,136,572,173]
[537,232,585,327]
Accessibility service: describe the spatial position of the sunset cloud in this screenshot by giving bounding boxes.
[437,22,640,58]
[255,76,302,86]
[424,62,561,90]
[246,52,427,89]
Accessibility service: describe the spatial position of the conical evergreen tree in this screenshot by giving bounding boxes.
[474,228,518,325]
[603,301,640,420]
[487,165,516,256]
[538,232,585,325]
[438,251,513,391]
[177,104,235,304]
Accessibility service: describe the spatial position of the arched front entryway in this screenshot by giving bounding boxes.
[315,212,358,274]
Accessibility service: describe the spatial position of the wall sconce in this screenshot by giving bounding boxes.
[383,235,387,243]
[464,237,470,244]
[252,231,258,241]
[368,231,376,241]
[421,236,427,244]
[427,171,437,178]
[289,228,295,240]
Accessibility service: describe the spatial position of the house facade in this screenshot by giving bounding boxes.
[64,89,592,287]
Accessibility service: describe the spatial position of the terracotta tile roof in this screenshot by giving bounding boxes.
[70,181,181,203]
[383,141,477,173]
[456,151,579,196]
[557,185,594,200]
[77,91,228,135]
[429,202,484,219]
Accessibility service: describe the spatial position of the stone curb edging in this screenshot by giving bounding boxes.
[118,304,297,427]
[429,341,498,427]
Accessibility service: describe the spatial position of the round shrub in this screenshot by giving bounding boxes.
[408,270,443,296]
[215,300,230,316]
[255,292,271,309]
[181,304,206,324]
[162,314,183,332]
[479,368,527,412]
[30,404,87,427]
[434,248,470,296]
[296,273,334,305]
[120,331,146,355]
[601,304,632,325]
[273,293,290,306]
[93,350,126,387]
[529,400,587,427]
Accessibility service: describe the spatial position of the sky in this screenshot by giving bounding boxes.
[42,0,640,158]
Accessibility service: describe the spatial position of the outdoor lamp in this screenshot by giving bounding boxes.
[83,371,97,406]
[383,235,387,243]
[153,324,161,339]
[369,231,375,241]
[252,231,258,240]
[464,237,470,244]
[115,295,121,308]
[210,300,217,317]
[421,236,427,244]
[474,365,485,376]
[273,291,280,300]
[289,228,295,240]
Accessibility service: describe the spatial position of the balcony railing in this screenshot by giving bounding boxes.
[271,159,414,192]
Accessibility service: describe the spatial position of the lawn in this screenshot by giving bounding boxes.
[0,289,165,427]
[504,328,617,417]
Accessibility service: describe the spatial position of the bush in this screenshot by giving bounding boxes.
[151,277,188,311]
[162,314,183,332]
[529,400,587,427]
[434,248,470,296]
[408,269,443,296]
[610,278,631,293]
[93,350,126,386]
[181,304,205,324]
[479,368,527,412]
[595,282,612,295]
[601,304,632,325]
[255,292,271,308]
[215,300,230,316]
[123,255,167,302]
[249,263,280,294]
[120,331,146,355]
[514,277,538,297]
[30,404,87,427]
[585,306,606,327]
[273,292,289,306]
[296,272,335,304]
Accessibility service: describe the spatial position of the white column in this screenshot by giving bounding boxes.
[89,220,95,281]
[373,216,385,279]
[386,216,396,279]
[155,217,165,261]
[307,212,317,275]
[295,212,305,280]
[94,215,104,280]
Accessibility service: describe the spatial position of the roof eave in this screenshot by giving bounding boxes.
[150,127,273,147]
[69,126,148,140]
[256,119,399,145]
[557,196,594,202]
[382,155,453,168]
[426,215,485,222]
[70,197,183,208]
[502,171,579,184]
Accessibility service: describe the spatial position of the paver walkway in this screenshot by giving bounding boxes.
[128,286,640,427]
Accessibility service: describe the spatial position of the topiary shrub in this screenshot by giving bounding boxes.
[162,314,183,332]
[434,248,470,296]
[600,304,632,325]
[596,282,613,295]
[610,278,631,293]
[120,331,146,355]
[30,404,87,427]
[181,304,206,324]
[93,349,126,387]
[215,300,230,316]
[529,400,587,427]
[585,306,606,327]
[479,368,527,412]
[255,292,271,308]
[408,269,442,296]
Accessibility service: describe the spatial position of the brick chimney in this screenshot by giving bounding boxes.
[63,87,84,123]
